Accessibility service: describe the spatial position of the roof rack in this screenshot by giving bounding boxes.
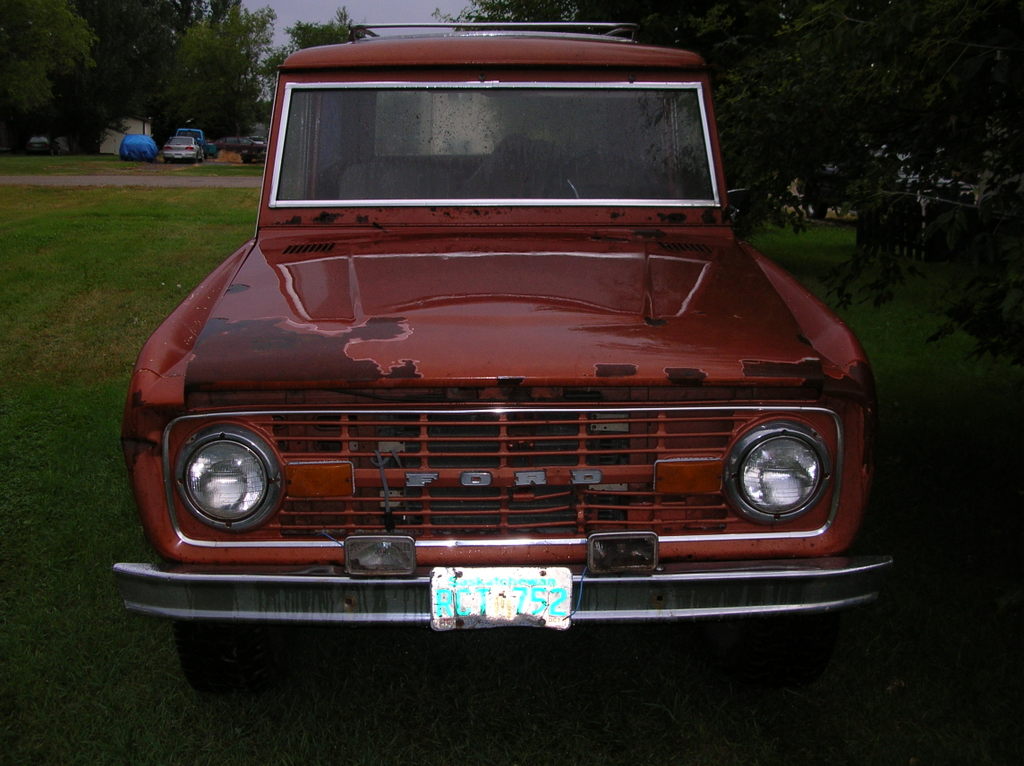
[349,22,639,43]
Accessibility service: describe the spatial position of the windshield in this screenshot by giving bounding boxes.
[273,84,717,206]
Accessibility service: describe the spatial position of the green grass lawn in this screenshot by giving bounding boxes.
[0,153,264,177]
[0,192,1020,766]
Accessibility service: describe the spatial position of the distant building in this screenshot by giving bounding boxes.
[0,121,13,151]
[100,117,152,155]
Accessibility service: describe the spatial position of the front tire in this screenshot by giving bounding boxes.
[700,612,840,686]
[173,621,275,692]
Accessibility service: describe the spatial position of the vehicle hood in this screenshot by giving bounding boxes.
[184,230,824,390]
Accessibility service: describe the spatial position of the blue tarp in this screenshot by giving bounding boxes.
[119,134,158,162]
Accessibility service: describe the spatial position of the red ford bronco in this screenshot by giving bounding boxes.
[115,22,891,691]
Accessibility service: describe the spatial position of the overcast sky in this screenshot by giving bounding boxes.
[243,1,473,46]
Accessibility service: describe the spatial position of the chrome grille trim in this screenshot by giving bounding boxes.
[163,405,843,548]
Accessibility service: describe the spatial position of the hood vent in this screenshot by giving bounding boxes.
[283,243,336,255]
[657,241,712,255]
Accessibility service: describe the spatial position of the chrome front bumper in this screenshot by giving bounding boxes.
[113,556,892,625]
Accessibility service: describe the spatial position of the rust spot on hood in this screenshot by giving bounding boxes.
[384,359,421,379]
[595,363,638,378]
[665,367,707,385]
[742,359,823,383]
[657,212,688,224]
[186,316,413,387]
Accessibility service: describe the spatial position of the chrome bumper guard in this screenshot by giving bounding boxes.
[113,556,892,624]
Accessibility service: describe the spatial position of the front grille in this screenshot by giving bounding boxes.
[253,407,744,539]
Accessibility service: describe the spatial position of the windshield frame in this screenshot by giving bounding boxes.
[268,80,720,209]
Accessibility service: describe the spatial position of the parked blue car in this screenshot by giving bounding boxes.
[175,127,216,159]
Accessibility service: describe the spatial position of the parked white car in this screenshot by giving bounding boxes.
[161,136,203,164]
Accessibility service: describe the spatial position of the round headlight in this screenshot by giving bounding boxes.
[725,421,831,523]
[176,425,281,530]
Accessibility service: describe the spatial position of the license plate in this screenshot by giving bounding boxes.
[430,566,573,631]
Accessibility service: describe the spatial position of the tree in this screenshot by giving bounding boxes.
[449,0,786,56]
[208,0,240,23]
[167,4,276,138]
[451,0,577,20]
[281,7,352,50]
[51,0,187,151]
[0,0,93,115]
[165,0,209,34]
[732,1,1024,365]
[262,8,352,96]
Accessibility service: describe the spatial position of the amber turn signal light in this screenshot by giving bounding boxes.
[654,457,722,494]
[286,460,354,498]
